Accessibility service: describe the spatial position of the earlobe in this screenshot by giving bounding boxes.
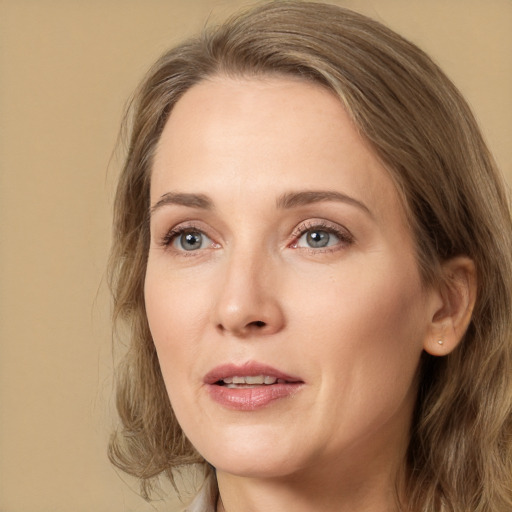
[423,256,477,356]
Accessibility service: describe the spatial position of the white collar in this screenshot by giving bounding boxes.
[183,473,218,512]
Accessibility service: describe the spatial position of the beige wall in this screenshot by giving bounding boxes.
[0,1,510,511]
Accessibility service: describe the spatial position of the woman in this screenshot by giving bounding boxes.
[108,2,512,511]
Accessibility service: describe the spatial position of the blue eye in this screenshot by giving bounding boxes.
[297,229,340,248]
[173,230,212,251]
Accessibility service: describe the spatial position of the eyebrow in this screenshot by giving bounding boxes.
[150,192,214,215]
[276,190,371,215]
[150,189,371,216]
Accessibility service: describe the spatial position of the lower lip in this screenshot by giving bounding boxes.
[206,383,304,411]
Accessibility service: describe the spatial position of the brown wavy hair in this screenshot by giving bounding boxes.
[108,2,512,510]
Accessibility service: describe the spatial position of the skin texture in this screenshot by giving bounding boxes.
[144,77,464,511]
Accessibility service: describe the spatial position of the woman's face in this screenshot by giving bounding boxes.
[145,76,438,480]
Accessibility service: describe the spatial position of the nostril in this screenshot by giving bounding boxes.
[216,320,267,333]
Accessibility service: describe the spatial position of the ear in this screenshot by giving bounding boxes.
[423,256,477,356]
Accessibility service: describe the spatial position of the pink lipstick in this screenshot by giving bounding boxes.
[204,362,304,411]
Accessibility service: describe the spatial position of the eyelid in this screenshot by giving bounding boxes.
[155,218,353,252]
[289,219,354,249]
[157,221,219,250]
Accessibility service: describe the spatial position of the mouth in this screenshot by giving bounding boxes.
[204,362,304,411]
[204,362,303,386]
[216,375,291,388]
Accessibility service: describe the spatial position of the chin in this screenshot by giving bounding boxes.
[209,453,298,480]
[193,426,306,479]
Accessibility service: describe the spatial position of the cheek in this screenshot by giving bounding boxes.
[144,268,224,446]
[293,272,425,453]
[144,270,209,382]
[292,258,427,396]
[293,257,425,334]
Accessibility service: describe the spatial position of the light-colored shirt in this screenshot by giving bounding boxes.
[182,473,218,512]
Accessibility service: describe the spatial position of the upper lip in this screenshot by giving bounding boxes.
[203,362,303,384]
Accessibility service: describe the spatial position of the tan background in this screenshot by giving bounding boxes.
[0,1,510,511]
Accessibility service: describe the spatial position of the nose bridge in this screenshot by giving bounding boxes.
[213,240,284,336]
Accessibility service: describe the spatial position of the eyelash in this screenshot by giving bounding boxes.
[159,222,209,248]
[291,220,354,252]
[158,220,354,253]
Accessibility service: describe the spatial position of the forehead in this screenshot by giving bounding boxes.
[151,75,404,224]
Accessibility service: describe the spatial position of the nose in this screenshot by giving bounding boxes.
[213,249,285,337]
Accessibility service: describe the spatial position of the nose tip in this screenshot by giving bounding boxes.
[213,270,285,337]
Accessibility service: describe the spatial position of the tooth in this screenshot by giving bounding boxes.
[245,376,265,385]
[221,375,281,386]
